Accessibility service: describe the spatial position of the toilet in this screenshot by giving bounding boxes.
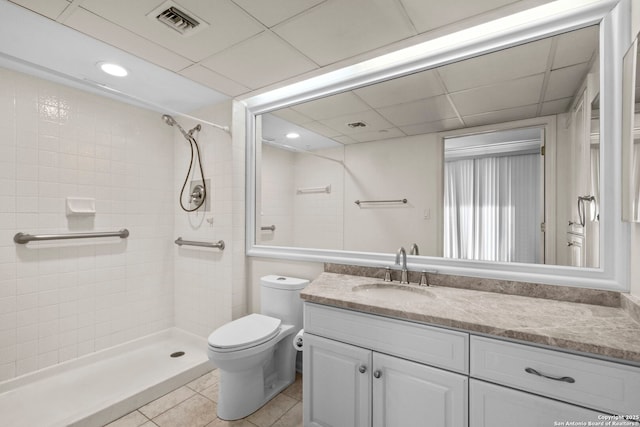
[207,275,308,420]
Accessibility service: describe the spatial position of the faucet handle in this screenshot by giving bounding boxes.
[419,271,428,286]
[384,267,392,282]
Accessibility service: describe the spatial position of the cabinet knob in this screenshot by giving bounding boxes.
[373,370,382,379]
[358,365,367,374]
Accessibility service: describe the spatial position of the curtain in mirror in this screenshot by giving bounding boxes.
[444,153,541,263]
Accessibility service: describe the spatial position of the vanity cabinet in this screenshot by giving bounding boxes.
[303,303,469,427]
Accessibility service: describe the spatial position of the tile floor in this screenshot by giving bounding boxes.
[104,369,303,427]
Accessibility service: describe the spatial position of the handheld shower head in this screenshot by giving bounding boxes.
[162,114,190,138]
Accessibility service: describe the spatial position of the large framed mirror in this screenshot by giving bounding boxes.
[622,31,640,222]
[243,0,630,291]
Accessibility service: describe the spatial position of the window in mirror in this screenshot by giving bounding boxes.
[256,25,600,268]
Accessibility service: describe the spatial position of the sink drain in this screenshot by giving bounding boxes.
[170,351,185,358]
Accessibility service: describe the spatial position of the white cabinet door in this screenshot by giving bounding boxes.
[470,379,606,427]
[303,333,371,427]
[372,353,468,427]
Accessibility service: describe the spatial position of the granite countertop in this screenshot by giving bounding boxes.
[300,272,640,364]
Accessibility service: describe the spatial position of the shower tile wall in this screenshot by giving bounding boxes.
[0,67,175,381]
[172,101,239,337]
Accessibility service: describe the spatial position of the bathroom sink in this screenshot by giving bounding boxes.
[351,283,434,300]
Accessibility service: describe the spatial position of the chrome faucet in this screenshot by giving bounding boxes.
[395,247,409,284]
[410,243,419,256]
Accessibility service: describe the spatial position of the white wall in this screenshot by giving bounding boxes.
[259,145,295,247]
[0,67,175,381]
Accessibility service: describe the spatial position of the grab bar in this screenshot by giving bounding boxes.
[174,237,225,250]
[261,225,276,231]
[14,229,129,244]
[297,185,331,194]
[355,198,407,206]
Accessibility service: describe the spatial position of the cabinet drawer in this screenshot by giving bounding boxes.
[470,336,640,414]
[305,303,468,373]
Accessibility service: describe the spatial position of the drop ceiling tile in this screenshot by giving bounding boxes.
[333,135,358,145]
[78,0,265,62]
[553,25,599,70]
[231,0,326,27]
[64,7,192,72]
[273,0,415,66]
[399,118,463,135]
[377,95,458,127]
[451,74,544,116]
[300,121,342,138]
[462,104,538,128]
[354,69,445,108]
[349,127,406,143]
[437,38,551,93]
[179,65,250,97]
[291,92,371,121]
[9,0,69,20]
[399,0,519,33]
[271,108,314,126]
[544,63,590,102]
[200,31,318,90]
[540,97,572,116]
[319,109,393,135]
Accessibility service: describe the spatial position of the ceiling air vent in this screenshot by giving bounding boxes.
[147,1,209,37]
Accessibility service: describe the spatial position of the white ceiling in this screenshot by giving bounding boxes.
[8,0,557,99]
[266,25,598,147]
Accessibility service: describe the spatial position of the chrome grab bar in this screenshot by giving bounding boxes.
[174,237,225,250]
[355,198,407,206]
[261,225,276,231]
[14,229,129,244]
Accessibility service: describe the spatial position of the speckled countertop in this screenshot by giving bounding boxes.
[301,272,640,364]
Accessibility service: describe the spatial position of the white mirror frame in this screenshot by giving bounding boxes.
[242,0,631,291]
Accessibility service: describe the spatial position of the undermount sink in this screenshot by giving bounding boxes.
[352,283,434,299]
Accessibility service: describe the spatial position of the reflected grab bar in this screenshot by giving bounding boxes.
[14,229,129,244]
[355,198,408,206]
[174,237,225,250]
[261,225,276,231]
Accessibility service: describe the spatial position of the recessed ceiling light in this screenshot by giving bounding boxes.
[286,132,300,139]
[98,62,128,77]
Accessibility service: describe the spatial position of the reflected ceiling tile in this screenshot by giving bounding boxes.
[300,121,342,138]
[333,135,358,145]
[462,104,538,127]
[399,118,463,135]
[349,127,405,143]
[273,0,415,66]
[353,70,445,108]
[438,38,551,92]
[377,95,457,127]
[319,109,393,135]
[272,108,314,126]
[9,0,69,19]
[540,97,572,116]
[64,7,193,72]
[179,65,250,97]
[292,92,370,120]
[78,0,265,62]
[231,0,326,27]
[200,31,318,90]
[552,26,599,70]
[544,63,590,101]
[451,74,544,116]
[399,0,519,33]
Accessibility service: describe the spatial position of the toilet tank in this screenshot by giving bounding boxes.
[260,275,308,329]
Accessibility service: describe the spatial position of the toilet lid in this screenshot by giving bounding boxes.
[208,313,282,350]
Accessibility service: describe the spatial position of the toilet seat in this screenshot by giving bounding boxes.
[208,313,282,352]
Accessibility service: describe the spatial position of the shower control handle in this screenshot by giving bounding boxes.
[190,184,205,206]
[358,365,367,374]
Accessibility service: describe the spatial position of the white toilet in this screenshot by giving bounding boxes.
[207,275,308,420]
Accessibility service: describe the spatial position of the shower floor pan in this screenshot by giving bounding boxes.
[0,328,212,427]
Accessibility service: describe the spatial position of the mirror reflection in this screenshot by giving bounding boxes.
[257,25,600,268]
[622,34,640,222]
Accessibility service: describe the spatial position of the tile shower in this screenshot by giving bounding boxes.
[0,66,245,424]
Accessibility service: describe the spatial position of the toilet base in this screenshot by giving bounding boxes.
[217,372,293,420]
